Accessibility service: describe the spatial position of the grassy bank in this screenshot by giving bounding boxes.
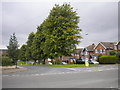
[22,64,100,67]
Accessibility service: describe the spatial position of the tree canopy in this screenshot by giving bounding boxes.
[19,3,82,63]
[19,44,27,61]
[42,4,82,58]
[25,32,36,61]
[7,33,19,68]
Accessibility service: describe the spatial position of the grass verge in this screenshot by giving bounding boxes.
[22,64,100,67]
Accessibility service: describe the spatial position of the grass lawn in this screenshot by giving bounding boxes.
[22,64,100,67]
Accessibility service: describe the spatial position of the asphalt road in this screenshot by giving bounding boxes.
[2,65,118,88]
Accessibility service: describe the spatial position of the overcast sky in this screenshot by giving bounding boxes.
[1,1,118,49]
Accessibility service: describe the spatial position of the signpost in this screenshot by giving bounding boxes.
[85,59,89,67]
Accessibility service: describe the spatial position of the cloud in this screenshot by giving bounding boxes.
[1,2,118,49]
[75,2,118,47]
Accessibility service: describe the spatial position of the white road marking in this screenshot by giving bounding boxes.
[2,66,118,77]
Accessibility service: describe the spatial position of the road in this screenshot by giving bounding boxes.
[2,65,118,88]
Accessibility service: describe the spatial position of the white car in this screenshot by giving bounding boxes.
[62,62,67,65]
[48,62,52,65]
[92,60,99,64]
[27,61,34,64]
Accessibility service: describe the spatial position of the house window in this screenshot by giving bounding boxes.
[95,49,98,53]
[102,49,105,53]
[100,49,102,53]
[100,49,105,53]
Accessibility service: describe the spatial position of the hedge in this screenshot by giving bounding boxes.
[99,55,117,64]
[2,56,13,66]
[116,52,120,64]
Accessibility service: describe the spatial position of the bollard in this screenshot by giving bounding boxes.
[85,60,89,67]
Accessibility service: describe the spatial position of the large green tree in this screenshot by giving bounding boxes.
[7,33,19,68]
[25,32,36,64]
[42,4,82,59]
[31,24,48,64]
[19,44,27,61]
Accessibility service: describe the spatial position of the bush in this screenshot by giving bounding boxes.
[97,54,102,62]
[56,59,62,64]
[99,55,117,64]
[18,60,26,64]
[116,52,120,64]
[109,50,116,55]
[2,56,13,66]
[72,60,75,64]
[51,59,54,64]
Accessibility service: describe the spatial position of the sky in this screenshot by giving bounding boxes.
[1,0,118,49]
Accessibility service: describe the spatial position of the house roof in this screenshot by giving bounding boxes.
[100,42,117,49]
[116,41,120,45]
[86,44,95,51]
[75,48,83,53]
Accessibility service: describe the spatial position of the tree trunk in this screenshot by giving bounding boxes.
[33,60,36,65]
[43,59,46,64]
[60,56,62,60]
[15,61,17,68]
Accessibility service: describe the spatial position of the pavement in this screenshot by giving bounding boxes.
[1,66,27,74]
[2,64,119,88]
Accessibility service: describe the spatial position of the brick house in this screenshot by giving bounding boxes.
[94,42,117,57]
[43,41,120,64]
[115,41,120,52]
[82,43,95,60]
[62,48,83,60]
[73,48,83,59]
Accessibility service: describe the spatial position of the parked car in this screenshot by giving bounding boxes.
[76,59,85,64]
[88,60,99,64]
[27,61,34,64]
[48,62,52,65]
[88,60,94,64]
[69,58,76,61]
[69,58,76,64]
[62,62,67,65]
[92,60,99,64]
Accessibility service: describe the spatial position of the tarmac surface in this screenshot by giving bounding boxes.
[2,64,119,88]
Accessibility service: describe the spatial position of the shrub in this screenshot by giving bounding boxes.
[72,60,75,64]
[51,59,54,64]
[18,60,26,64]
[56,59,62,64]
[116,52,120,64]
[97,54,102,62]
[99,55,117,64]
[2,56,13,66]
[109,50,116,55]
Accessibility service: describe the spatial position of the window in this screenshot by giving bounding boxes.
[95,49,98,53]
[100,49,105,53]
[102,49,105,53]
